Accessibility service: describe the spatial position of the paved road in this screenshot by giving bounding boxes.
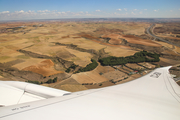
[146,24,180,47]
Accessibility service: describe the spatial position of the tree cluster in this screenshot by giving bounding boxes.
[75,59,98,73]
[46,77,58,84]
[99,50,160,66]
[82,83,93,85]
[26,77,58,85]
[65,64,79,73]
[26,80,42,85]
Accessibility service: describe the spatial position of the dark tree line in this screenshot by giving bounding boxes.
[65,64,79,73]
[46,77,57,84]
[26,77,58,85]
[26,80,42,85]
[75,59,98,73]
[99,50,160,66]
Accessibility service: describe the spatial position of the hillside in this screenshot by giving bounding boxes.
[0,21,180,91]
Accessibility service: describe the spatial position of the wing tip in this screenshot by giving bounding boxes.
[158,66,172,71]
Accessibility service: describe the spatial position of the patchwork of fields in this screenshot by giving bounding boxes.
[0,21,180,91]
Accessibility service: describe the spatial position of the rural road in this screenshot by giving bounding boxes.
[147,24,180,47]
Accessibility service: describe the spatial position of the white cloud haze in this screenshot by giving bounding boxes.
[117,9,122,11]
[95,10,101,12]
[0,8,179,21]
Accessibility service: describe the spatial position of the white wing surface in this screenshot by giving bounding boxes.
[0,66,180,120]
[0,81,70,106]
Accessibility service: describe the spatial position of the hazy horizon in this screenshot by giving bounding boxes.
[0,0,180,21]
[1,17,180,23]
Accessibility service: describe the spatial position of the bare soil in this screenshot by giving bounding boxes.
[1,21,180,92]
[22,59,63,76]
[154,23,180,34]
[121,35,162,47]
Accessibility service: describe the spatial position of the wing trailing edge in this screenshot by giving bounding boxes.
[0,66,180,120]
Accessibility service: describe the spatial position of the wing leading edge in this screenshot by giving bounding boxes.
[0,66,180,120]
[0,81,70,106]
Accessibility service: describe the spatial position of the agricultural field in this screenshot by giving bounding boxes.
[0,21,180,91]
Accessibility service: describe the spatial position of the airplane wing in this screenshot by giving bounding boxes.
[0,81,70,106]
[0,66,180,120]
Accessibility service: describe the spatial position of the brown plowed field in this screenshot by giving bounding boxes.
[59,84,88,92]
[102,70,127,81]
[109,39,122,45]
[23,59,63,76]
[101,34,122,45]
[121,35,162,47]
[91,39,131,49]
[51,78,88,92]
[78,32,101,40]
[157,57,180,66]
[1,21,180,92]
[72,70,108,84]
[126,63,144,70]
[101,33,120,39]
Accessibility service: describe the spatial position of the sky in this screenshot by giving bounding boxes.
[0,0,180,21]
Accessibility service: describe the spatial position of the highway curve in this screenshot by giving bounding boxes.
[146,24,180,47]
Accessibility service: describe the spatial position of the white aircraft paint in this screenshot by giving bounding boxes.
[0,66,180,120]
